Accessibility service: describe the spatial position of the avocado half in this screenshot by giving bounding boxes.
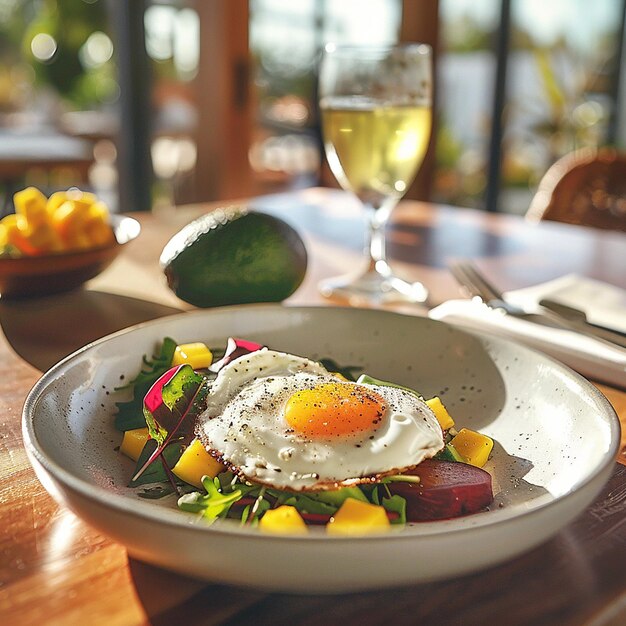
[160,207,308,307]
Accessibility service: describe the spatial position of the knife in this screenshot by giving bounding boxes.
[539,299,626,349]
[449,261,626,352]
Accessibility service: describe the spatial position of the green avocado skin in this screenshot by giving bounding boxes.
[161,210,308,307]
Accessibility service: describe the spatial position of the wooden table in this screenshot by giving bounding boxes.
[1,187,625,625]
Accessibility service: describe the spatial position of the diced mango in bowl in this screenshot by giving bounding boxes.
[0,187,115,257]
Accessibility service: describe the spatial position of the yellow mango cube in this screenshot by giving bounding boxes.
[0,223,8,249]
[449,428,493,468]
[52,200,90,238]
[63,231,93,251]
[84,216,115,247]
[326,498,390,536]
[25,220,64,253]
[46,191,69,215]
[1,213,37,255]
[172,343,213,370]
[172,438,225,488]
[259,506,308,535]
[426,396,455,431]
[120,427,150,461]
[13,186,48,224]
[65,188,97,209]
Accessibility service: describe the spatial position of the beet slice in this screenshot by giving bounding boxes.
[387,460,493,521]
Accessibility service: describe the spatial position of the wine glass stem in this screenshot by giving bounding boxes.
[365,204,392,278]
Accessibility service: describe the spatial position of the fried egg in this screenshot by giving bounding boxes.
[196,349,443,491]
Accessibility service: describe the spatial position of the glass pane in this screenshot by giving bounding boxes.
[503,0,623,213]
[435,0,500,210]
[436,0,624,214]
[249,0,401,194]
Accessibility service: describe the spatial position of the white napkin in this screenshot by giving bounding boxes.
[504,274,626,334]
[429,275,626,389]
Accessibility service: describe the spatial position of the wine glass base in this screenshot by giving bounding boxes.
[319,270,428,306]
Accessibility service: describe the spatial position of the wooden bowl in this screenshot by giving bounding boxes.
[0,215,141,298]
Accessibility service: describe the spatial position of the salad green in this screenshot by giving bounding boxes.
[115,337,494,532]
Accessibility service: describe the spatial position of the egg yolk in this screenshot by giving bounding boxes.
[284,382,386,438]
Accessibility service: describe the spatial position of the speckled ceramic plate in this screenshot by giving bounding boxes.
[22,305,620,593]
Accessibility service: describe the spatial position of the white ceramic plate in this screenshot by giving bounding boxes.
[22,305,620,593]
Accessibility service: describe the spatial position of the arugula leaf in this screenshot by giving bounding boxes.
[178,475,248,520]
[114,337,177,431]
[241,497,270,526]
[281,493,337,516]
[381,494,407,525]
[129,439,184,487]
[319,358,362,382]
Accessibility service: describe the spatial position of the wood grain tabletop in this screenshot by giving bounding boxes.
[1,188,625,625]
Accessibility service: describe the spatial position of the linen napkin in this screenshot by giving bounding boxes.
[429,275,626,388]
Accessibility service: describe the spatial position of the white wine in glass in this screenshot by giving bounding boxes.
[319,43,432,304]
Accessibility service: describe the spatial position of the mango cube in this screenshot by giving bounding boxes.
[0,214,38,255]
[84,215,115,247]
[65,188,97,209]
[171,438,225,488]
[120,427,150,461]
[172,342,213,370]
[13,187,48,224]
[7,186,115,256]
[326,498,390,536]
[449,428,493,468]
[24,220,63,252]
[259,506,308,535]
[46,191,69,215]
[52,200,90,239]
[426,396,455,431]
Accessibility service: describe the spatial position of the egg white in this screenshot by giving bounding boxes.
[196,349,444,491]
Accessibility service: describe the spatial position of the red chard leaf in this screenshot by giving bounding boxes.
[142,364,204,443]
[129,439,184,487]
[133,368,206,483]
[209,337,263,372]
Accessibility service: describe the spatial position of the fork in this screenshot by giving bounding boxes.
[448,261,626,351]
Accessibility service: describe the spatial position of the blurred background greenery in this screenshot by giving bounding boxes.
[0,0,624,214]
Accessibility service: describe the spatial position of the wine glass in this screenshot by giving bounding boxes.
[318,43,433,304]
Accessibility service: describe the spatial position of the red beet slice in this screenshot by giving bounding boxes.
[387,460,493,521]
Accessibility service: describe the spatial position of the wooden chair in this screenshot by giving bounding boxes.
[526,147,626,232]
